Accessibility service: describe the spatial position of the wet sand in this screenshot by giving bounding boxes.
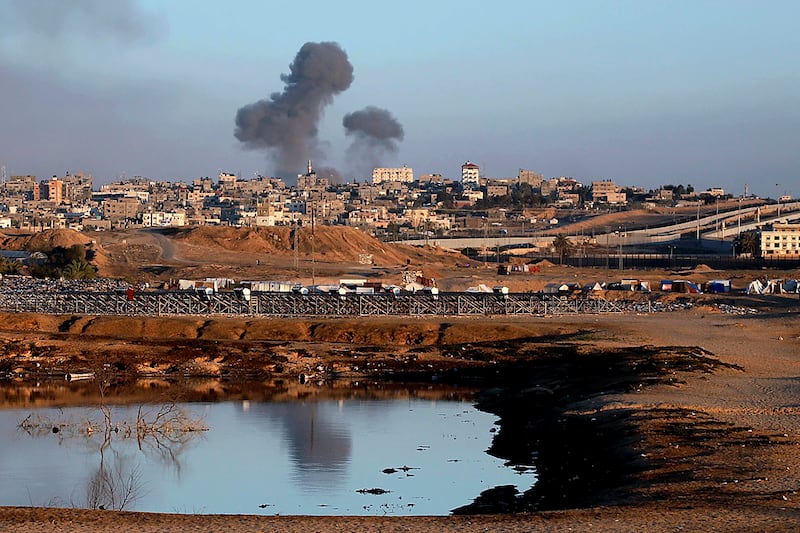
[0,503,798,532]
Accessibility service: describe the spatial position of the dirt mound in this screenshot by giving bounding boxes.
[0,229,92,251]
[170,226,453,268]
[692,264,715,272]
[533,259,556,268]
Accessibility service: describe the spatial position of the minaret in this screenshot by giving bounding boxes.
[307,160,313,175]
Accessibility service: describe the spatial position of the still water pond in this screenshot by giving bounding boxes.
[0,398,530,515]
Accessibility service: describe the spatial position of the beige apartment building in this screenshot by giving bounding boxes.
[486,179,510,198]
[44,178,64,204]
[518,168,544,188]
[761,223,800,256]
[3,175,37,197]
[372,166,414,184]
[591,179,627,204]
[103,197,141,221]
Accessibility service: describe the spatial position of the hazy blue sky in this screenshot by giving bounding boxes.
[1,0,798,197]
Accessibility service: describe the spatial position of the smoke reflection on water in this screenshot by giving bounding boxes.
[0,384,530,516]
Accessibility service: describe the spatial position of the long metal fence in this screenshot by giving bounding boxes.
[0,290,627,318]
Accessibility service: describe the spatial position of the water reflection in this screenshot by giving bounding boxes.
[17,401,207,510]
[244,402,352,490]
[0,380,530,515]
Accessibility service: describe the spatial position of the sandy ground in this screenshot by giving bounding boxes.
[0,503,797,532]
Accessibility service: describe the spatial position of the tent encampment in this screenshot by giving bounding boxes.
[746,279,765,295]
[662,280,702,294]
[705,279,732,293]
[764,279,786,294]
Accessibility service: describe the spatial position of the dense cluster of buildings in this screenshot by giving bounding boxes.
[0,161,781,248]
[0,162,587,233]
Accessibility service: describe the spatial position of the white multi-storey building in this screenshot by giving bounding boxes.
[461,161,480,186]
[761,223,800,256]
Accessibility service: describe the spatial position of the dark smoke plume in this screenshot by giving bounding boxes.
[342,106,404,179]
[5,0,163,43]
[234,41,354,178]
[314,166,343,185]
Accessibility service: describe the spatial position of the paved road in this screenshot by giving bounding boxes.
[397,202,800,249]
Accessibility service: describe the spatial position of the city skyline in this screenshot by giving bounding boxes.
[1,1,798,198]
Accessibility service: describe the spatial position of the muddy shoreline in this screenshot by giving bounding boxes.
[2,310,800,530]
[2,352,747,517]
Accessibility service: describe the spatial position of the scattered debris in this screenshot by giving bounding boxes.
[715,303,759,315]
[356,488,390,495]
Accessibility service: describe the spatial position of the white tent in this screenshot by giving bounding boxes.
[404,281,426,293]
[764,279,786,294]
[746,279,764,294]
[583,282,604,291]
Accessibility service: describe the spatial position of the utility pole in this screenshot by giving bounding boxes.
[738,196,742,236]
[293,217,299,275]
[696,201,700,240]
[482,217,488,268]
[311,204,316,287]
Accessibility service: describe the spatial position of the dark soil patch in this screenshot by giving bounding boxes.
[416,347,747,514]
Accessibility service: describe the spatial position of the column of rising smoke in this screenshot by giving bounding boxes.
[234,42,404,181]
[234,41,354,178]
[342,106,404,179]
